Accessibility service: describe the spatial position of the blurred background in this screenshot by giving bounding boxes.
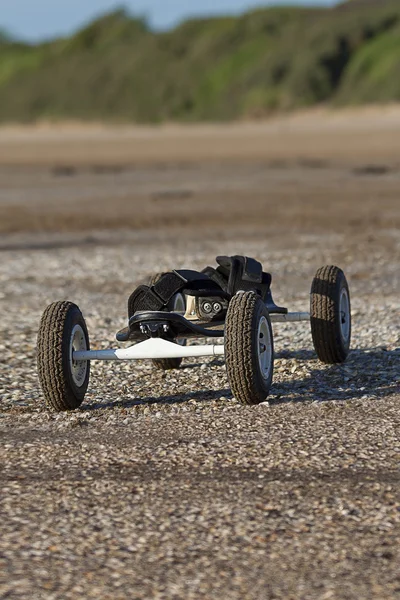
[2,6,400,600]
[1,0,399,123]
[0,0,399,255]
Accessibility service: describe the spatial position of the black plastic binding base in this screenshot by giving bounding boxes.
[116,312,225,343]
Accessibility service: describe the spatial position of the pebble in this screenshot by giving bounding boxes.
[0,230,399,600]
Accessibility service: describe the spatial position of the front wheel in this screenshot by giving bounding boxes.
[37,301,90,411]
[310,265,351,364]
[225,292,274,405]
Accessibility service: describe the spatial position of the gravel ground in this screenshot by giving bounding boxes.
[1,118,400,599]
[1,226,399,600]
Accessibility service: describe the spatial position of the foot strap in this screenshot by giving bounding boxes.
[128,270,223,318]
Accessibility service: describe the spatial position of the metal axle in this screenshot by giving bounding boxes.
[270,312,310,323]
[74,337,225,362]
[73,312,311,362]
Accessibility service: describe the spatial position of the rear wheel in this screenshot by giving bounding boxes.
[152,289,187,371]
[37,301,90,411]
[225,292,274,405]
[310,265,351,364]
[130,272,187,371]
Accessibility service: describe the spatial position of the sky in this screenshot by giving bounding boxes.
[0,0,337,42]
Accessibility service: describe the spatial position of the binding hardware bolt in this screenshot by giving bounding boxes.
[203,302,212,314]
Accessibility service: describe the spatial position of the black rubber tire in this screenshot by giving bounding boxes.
[149,272,184,371]
[310,265,351,364]
[225,292,274,405]
[37,301,90,411]
[152,356,183,371]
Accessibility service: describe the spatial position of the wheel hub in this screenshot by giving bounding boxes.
[339,288,350,343]
[70,324,88,387]
[257,316,272,380]
[172,294,187,347]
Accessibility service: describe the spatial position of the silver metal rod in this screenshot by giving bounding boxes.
[270,312,310,323]
[73,312,310,363]
[74,337,225,362]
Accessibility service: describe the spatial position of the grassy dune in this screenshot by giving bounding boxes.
[0,0,400,123]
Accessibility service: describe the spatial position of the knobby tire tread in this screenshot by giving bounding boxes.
[225,292,273,405]
[310,265,350,364]
[37,301,89,411]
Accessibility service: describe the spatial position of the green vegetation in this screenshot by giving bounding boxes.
[1,1,400,123]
